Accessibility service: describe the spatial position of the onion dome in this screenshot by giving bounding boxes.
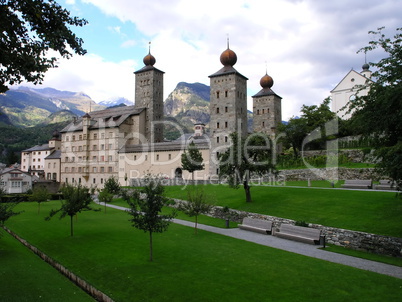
[362,63,369,71]
[220,47,237,67]
[260,73,274,89]
[143,52,156,66]
[52,131,60,139]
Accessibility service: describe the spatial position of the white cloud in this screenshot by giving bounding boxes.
[50,0,402,119]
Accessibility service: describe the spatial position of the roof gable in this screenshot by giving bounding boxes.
[331,69,373,93]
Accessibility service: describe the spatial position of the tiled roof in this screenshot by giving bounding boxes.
[60,105,145,133]
[252,88,282,99]
[22,144,51,152]
[120,134,210,153]
[45,150,61,160]
[209,65,248,80]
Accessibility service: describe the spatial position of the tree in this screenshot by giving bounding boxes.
[98,188,113,213]
[46,184,96,236]
[181,141,205,181]
[278,117,308,158]
[348,27,402,190]
[29,186,50,214]
[103,176,121,195]
[0,0,88,92]
[178,187,213,234]
[123,177,176,261]
[0,189,23,229]
[219,132,276,203]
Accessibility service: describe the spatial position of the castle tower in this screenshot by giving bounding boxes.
[208,41,248,176]
[252,71,282,137]
[134,45,164,143]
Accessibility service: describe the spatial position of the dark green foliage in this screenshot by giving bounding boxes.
[295,220,309,227]
[123,177,176,261]
[98,188,113,213]
[0,0,87,92]
[103,176,121,195]
[219,132,276,203]
[0,202,22,226]
[178,187,213,234]
[29,186,50,214]
[45,184,96,236]
[181,141,205,180]
[278,98,337,157]
[348,27,402,190]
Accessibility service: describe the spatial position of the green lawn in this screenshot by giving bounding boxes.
[3,201,402,302]
[0,228,93,302]
[164,185,402,238]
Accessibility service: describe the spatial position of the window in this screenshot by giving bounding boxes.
[262,109,265,114]
[93,167,97,173]
[134,155,137,160]
[109,132,113,138]
[257,109,260,115]
[93,178,96,184]
[108,156,112,162]
[65,157,69,162]
[225,90,228,97]
[48,163,51,168]
[216,91,220,98]
[100,167,105,173]
[66,136,69,142]
[71,167,75,173]
[79,135,82,140]
[216,107,220,114]
[65,167,69,172]
[101,144,105,150]
[93,156,97,161]
[168,154,171,160]
[78,167,82,173]
[217,137,220,143]
[225,121,228,128]
[108,167,113,172]
[101,156,105,162]
[225,136,228,143]
[52,173,56,180]
[72,136,75,141]
[217,122,220,129]
[108,144,113,150]
[262,121,265,127]
[225,106,228,113]
[53,163,56,168]
[101,133,105,139]
[79,146,82,152]
[94,133,98,139]
[93,145,97,151]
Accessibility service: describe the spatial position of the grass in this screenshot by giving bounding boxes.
[4,201,402,302]
[322,245,402,267]
[164,185,402,238]
[0,227,93,302]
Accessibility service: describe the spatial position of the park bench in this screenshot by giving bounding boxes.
[238,217,273,235]
[375,180,396,190]
[275,224,322,245]
[341,179,372,189]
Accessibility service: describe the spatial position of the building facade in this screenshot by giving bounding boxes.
[331,64,373,119]
[0,168,36,193]
[22,43,282,189]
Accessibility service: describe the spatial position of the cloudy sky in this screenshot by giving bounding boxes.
[20,0,401,120]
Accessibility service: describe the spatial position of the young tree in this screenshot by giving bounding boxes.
[98,188,113,213]
[0,0,88,92]
[123,177,176,261]
[103,176,121,195]
[348,27,402,190]
[46,184,96,236]
[178,187,213,234]
[29,186,50,214]
[181,141,205,181]
[219,132,276,203]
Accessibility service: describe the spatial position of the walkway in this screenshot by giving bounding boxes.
[102,203,402,280]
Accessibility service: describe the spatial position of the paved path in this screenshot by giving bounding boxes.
[100,202,402,280]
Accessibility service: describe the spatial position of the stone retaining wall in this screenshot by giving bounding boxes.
[175,201,402,258]
[3,227,114,302]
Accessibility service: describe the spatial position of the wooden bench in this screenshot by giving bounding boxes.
[238,217,273,235]
[276,224,322,245]
[375,180,395,190]
[341,179,372,189]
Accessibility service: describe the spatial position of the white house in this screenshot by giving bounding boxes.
[0,168,37,194]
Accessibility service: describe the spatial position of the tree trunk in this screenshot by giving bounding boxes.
[70,215,74,237]
[243,181,252,203]
[149,231,153,262]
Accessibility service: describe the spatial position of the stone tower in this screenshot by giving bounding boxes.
[252,71,282,137]
[208,43,248,177]
[134,47,164,143]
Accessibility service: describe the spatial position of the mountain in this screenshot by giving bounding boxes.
[99,97,133,107]
[164,82,211,131]
[164,82,253,134]
[0,86,105,127]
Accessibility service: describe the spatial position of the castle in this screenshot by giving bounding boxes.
[21,43,282,188]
